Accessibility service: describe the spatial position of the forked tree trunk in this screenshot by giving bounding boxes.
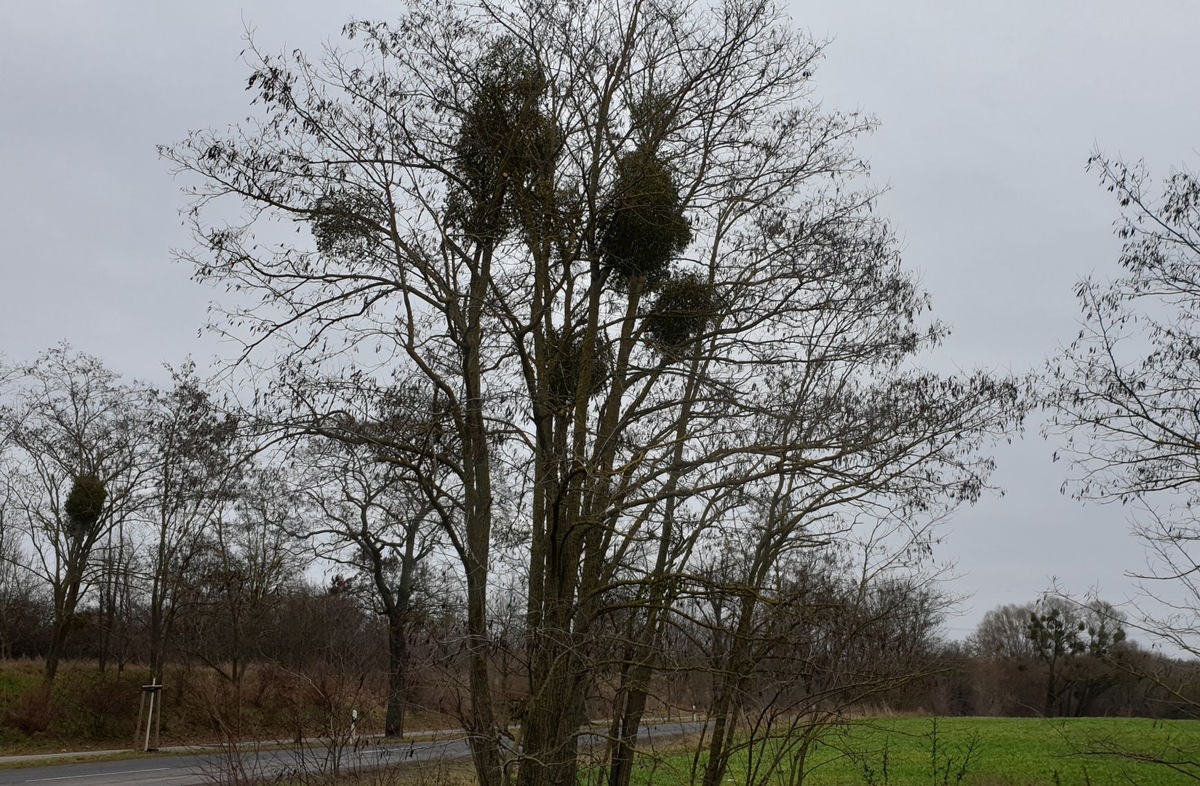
[45,570,85,686]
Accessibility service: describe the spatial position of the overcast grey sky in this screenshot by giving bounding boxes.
[3,1,1198,641]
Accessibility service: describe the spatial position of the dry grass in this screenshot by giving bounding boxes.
[0,658,456,756]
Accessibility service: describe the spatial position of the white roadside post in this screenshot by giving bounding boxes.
[135,678,164,752]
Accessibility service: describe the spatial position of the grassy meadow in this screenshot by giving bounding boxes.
[615,717,1200,786]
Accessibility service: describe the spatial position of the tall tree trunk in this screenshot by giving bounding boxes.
[519,641,589,786]
[608,662,653,786]
[44,619,69,685]
[1044,659,1058,717]
[45,570,84,686]
[385,613,408,736]
[462,245,503,786]
[701,593,759,786]
[149,511,171,682]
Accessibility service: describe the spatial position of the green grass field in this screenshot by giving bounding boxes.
[618,717,1200,786]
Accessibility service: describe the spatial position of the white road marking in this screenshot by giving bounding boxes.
[24,766,177,782]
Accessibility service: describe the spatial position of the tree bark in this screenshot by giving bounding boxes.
[385,613,408,737]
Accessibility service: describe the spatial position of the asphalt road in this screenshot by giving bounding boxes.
[0,723,698,786]
[0,737,470,786]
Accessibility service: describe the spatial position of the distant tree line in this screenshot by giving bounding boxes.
[0,351,1194,738]
[939,597,1199,720]
[0,348,468,736]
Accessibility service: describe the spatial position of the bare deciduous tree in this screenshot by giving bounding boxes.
[144,362,242,681]
[288,384,448,737]
[1046,154,1200,665]
[968,603,1039,661]
[173,463,304,698]
[163,2,1024,784]
[0,500,46,660]
[0,347,149,684]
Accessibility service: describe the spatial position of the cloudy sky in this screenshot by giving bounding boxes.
[3,1,1198,641]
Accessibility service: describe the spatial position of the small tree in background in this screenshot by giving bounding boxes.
[1027,599,1087,717]
[0,347,149,685]
[144,362,242,682]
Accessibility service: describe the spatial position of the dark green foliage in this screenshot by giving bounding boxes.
[310,190,385,258]
[448,38,556,241]
[643,271,719,352]
[1027,607,1085,659]
[64,475,106,542]
[599,148,691,287]
[547,329,610,407]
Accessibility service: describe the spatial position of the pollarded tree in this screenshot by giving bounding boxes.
[257,364,466,738]
[163,2,1024,785]
[0,347,150,684]
[299,451,436,738]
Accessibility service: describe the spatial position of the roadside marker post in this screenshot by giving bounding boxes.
[134,678,164,752]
